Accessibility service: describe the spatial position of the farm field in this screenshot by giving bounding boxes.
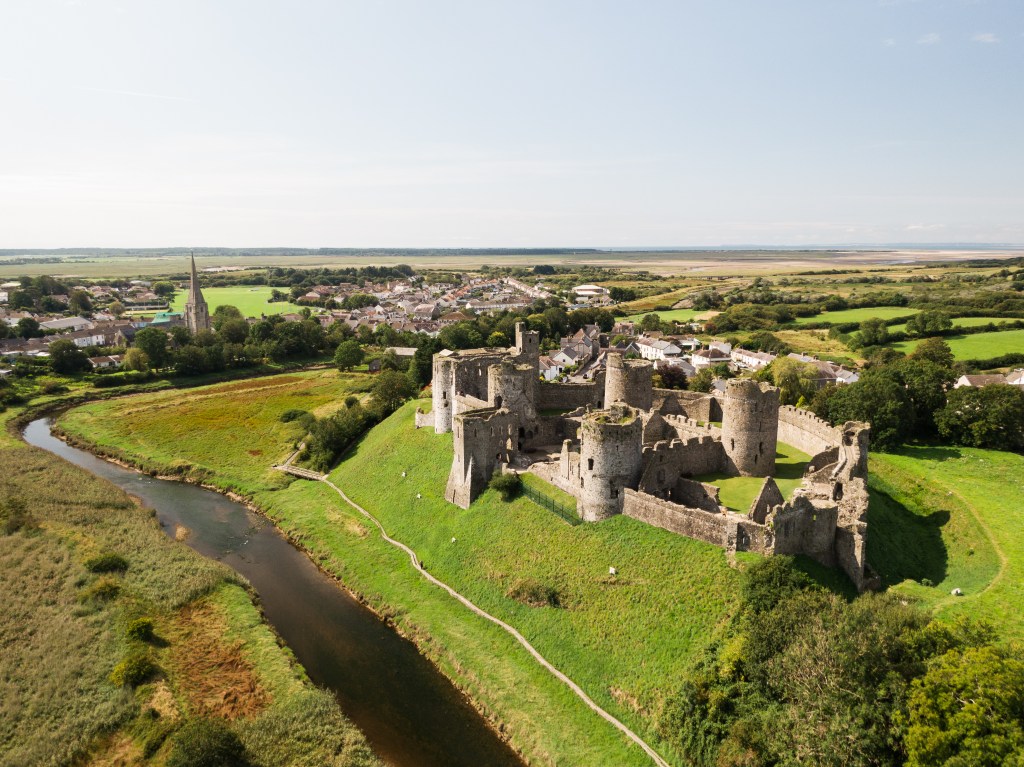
[625,308,703,324]
[170,286,304,318]
[892,329,1024,360]
[1,406,374,767]
[887,316,1019,333]
[869,448,1024,640]
[60,370,369,495]
[793,306,921,325]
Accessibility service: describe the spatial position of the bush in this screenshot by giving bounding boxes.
[85,552,129,573]
[78,575,121,603]
[508,578,562,608]
[126,617,155,642]
[167,718,248,767]
[109,649,158,687]
[279,408,309,423]
[489,471,522,501]
[0,497,37,535]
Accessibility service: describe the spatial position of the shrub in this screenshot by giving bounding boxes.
[78,575,121,603]
[508,578,562,608]
[279,408,309,423]
[167,718,248,767]
[0,497,37,535]
[132,708,178,757]
[489,472,522,501]
[85,552,129,573]
[126,617,155,642]
[109,649,158,687]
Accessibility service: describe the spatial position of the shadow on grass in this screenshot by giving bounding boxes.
[793,555,858,600]
[883,444,964,463]
[867,484,949,588]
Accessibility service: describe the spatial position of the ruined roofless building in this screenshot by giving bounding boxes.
[416,331,877,591]
[184,253,211,334]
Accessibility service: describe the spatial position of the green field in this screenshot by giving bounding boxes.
[888,316,1018,334]
[892,329,1024,360]
[794,306,921,325]
[625,308,703,324]
[869,448,1024,640]
[170,286,305,319]
[59,370,369,495]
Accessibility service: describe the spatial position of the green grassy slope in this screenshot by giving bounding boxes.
[869,447,1024,639]
[794,306,921,325]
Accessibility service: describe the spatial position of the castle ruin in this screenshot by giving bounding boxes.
[416,323,876,591]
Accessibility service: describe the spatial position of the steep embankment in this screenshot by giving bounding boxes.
[869,447,1024,639]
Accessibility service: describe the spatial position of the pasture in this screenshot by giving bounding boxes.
[892,329,1024,360]
[625,308,703,324]
[695,442,810,511]
[793,306,921,325]
[887,316,1018,334]
[170,286,304,318]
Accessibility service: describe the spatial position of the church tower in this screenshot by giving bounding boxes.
[184,253,211,333]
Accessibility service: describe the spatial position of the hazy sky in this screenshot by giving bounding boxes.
[1,0,1021,248]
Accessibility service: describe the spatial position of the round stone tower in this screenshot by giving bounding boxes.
[578,404,644,522]
[432,353,458,434]
[721,379,780,477]
[603,352,653,411]
[488,361,536,422]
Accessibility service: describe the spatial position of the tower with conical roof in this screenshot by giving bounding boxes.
[184,252,211,333]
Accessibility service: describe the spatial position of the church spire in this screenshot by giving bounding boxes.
[184,251,211,333]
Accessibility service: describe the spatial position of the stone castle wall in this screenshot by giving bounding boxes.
[777,405,842,457]
[605,353,654,410]
[578,406,644,521]
[537,380,604,411]
[446,408,517,508]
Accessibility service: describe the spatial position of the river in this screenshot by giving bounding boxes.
[23,417,525,767]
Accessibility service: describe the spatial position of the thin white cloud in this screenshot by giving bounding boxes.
[79,86,191,102]
[917,32,941,45]
[971,32,999,43]
[882,38,897,47]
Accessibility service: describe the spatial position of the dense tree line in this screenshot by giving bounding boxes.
[659,557,1021,767]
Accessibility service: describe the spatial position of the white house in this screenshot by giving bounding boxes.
[691,347,732,369]
[731,348,776,370]
[635,336,682,360]
[539,355,563,381]
[954,374,1011,389]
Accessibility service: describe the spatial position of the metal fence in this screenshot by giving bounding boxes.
[521,482,581,526]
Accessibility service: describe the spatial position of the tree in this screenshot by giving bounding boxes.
[133,326,169,369]
[655,365,688,390]
[487,331,509,347]
[910,338,956,369]
[823,370,914,449]
[108,300,125,318]
[212,304,243,331]
[890,358,957,438]
[906,645,1024,767]
[16,317,41,339]
[68,290,92,315]
[641,313,663,333]
[936,385,1024,451]
[49,339,91,374]
[153,281,176,299]
[122,347,150,372]
[858,317,890,348]
[905,311,953,338]
[768,357,820,406]
[369,369,415,414]
[333,339,364,372]
[218,318,250,344]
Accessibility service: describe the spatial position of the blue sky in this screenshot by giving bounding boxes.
[0,0,1021,248]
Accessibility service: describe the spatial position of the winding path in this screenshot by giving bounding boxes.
[317,476,672,767]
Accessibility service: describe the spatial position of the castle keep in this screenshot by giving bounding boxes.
[416,323,876,591]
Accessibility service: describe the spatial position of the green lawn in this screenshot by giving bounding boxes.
[694,442,810,511]
[892,329,1024,360]
[625,308,701,324]
[170,286,305,318]
[794,306,921,325]
[869,448,1024,640]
